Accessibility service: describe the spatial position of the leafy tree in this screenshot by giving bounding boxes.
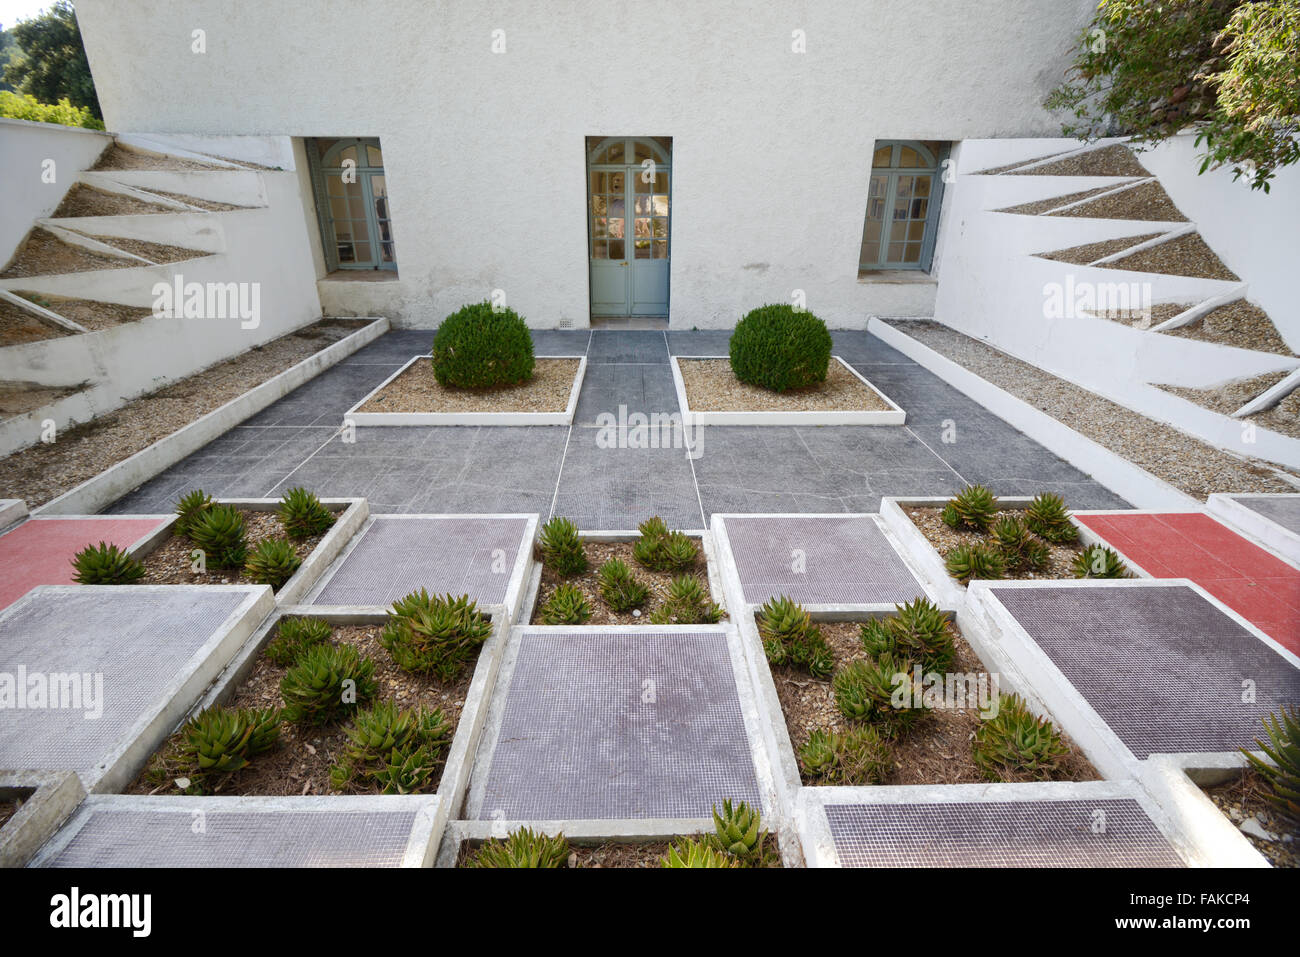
[1047,0,1300,191]
[0,27,17,93]
[3,1,100,120]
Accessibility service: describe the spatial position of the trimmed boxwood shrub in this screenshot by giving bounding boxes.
[432,301,535,389]
[728,304,832,392]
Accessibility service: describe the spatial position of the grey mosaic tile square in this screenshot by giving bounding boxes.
[1232,495,1300,535]
[825,799,1183,867]
[994,585,1300,757]
[477,630,760,819]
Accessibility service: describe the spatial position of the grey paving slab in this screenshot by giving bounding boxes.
[722,514,926,605]
[476,629,761,819]
[586,329,669,364]
[993,584,1300,758]
[1232,495,1300,535]
[310,515,530,606]
[574,361,680,425]
[38,805,421,867]
[0,587,256,778]
[824,800,1183,867]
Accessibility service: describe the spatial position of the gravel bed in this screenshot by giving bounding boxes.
[1163,299,1294,355]
[771,617,1099,786]
[12,292,153,332]
[358,357,579,414]
[86,234,206,265]
[92,144,227,172]
[0,298,70,347]
[51,184,171,218]
[677,358,891,412]
[1107,232,1239,281]
[0,318,368,506]
[137,188,247,212]
[130,621,472,797]
[0,381,81,419]
[0,228,141,278]
[977,151,1073,175]
[1006,144,1150,178]
[889,320,1299,496]
[1049,180,1187,222]
[1203,769,1298,868]
[904,505,1087,580]
[1038,232,1161,265]
[136,509,328,586]
[997,185,1117,216]
[1084,302,1187,329]
[1160,372,1300,439]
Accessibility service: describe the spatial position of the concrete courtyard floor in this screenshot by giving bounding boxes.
[105,329,1127,524]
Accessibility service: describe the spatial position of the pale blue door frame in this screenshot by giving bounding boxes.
[588,136,671,317]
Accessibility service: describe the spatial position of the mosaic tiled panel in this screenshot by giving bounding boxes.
[310,516,529,606]
[476,630,761,819]
[38,807,420,867]
[723,515,924,604]
[824,800,1183,867]
[0,588,252,776]
[1232,495,1300,536]
[994,585,1300,757]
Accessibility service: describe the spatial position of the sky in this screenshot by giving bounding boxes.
[0,0,56,30]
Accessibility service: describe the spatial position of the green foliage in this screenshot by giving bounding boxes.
[2,2,100,119]
[660,838,740,868]
[797,728,840,780]
[709,799,768,865]
[886,597,956,672]
[431,301,535,389]
[181,705,281,777]
[330,701,450,794]
[757,596,832,677]
[1243,707,1300,821]
[940,485,999,532]
[648,574,724,624]
[858,617,898,659]
[1045,0,1299,190]
[798,725,893,785]
[70,541,144,584]
[597,558,650,612]
[380,590,492,681]
[991,515,1050,572]
[538,516,587,577]
[833,657,912,725]
[189,504,248,569]
[265,616,332,666]
[632,517,698,572]
[279,643,377,725]
[173,489,212,539]
[973,694,1070,782]
[945,543,1007,584]
[728,303,833,393]
[244,538,302,590]
[1024,492,1079,544]
[540,582,593,625]
[468,827,570,868]
[277,487,335,540]
[1072,545,1130,579]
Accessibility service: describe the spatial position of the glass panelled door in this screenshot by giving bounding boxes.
[318,138,397,271]
[589,137,670,316]
[859,141,943,271]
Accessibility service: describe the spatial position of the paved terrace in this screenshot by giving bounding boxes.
[106,329,1128,524]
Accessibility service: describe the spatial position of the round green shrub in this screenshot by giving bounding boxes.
[728,304,833,393]
[431,301,535,389]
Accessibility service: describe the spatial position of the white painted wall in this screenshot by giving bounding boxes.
[0,118,111,267]
[74,0,1097,329]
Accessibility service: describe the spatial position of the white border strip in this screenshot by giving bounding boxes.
[1205,492,1300,566]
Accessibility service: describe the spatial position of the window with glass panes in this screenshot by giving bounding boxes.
[859,141,945,271]
[308,137,397,271]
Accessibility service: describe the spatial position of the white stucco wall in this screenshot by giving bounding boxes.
[0,118,111,267]
[74,0,1097,328]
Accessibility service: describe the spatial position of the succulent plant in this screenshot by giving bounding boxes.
[661,838,740,868]
[540,583,593,625]
[757,596,832,677]
[648,574,724,625]
[244,537,302,589]
[265,616,333,666]
[190,503,248,569]
[798,729,840,780]
[945,543,1007,584]
[973,694,1069,782]
[380,591,492,681]
[467,827,570,868]
[1071,545,1129,579]
[858,617,898,659]
[637,515,669,542]
[330,701,449,793]
[888,597,956,672]
[1025,492,1078,544]
[598,558,649,612]
[798,725,892,785]
[174,489,213,539]
[708,798,768,864]
[833,657,911,724]
[1243,707,1300,822]
[538,516,587,576]
[940,485,999,532]
[278,487,335,539]
[632,517,698,572]
[182,705,281,776]
[71,541,145,584]
[279,643,377,725]
[991,515,1049,572]
[371,745,439,794]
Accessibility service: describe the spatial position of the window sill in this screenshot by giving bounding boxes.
[321,270,400,282]
[857,269,937,285]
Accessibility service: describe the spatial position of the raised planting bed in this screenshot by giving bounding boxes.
[346,354,586,426]
[452,829,781,868]
[1201,767,1299,868]
[525,517,726,625]
[670,355,904,425]
[0,771,86,868]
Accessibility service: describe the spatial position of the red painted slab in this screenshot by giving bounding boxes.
[1077,512,1300,654]
[0,517,168,610]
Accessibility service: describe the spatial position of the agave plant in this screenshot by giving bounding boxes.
[660,838,739,868]
[598,558,649,612]
[1025,492,1078,544]
[648,574,724,625]
[798,725,892,785]
[858,617,898,659]
[940,485,999,532]
[244,537,302,589]
[278,487,335,539]
[280,643,377,725]
[381,591,493,680]
[798,729,840,781]
[264,616,333,666]
[945,543,1007,584]
[71,541,145,584]
[632,517,698,572]
[1071,545,1129,579]
[1243,707,1300,822]
[757,595,832,677]
[538,516,587,576]
[331,701,447,793]
[887,597,955,672]
[371,745,439,794]
[468,827,570,868]
[540,583,592,625]
[973,694,1069,782]
[833,657,911,724]
[709,799,768,865]
[182,705,281,776]
[190,503,249,569]
[173,489,213,539]
[991,515,1048,572]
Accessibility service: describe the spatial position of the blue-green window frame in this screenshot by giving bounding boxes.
[859,141,947,273]
[306,137,397,273]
